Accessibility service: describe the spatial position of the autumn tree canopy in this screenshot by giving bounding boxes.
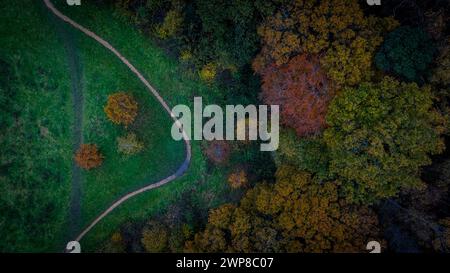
[324,77,446,203]
[185,165,383,253]
[74,144,104,170]
[253,0,398,86]
[104,92,138,126]
[141,221,169,253]
[91,0,450,254]
[261,54,334,137]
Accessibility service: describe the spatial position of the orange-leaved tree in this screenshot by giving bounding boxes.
[261,54,334,137]
[74,144,104,170]
[104,92,138,126]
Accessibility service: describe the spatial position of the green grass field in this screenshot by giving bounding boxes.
[0,1,73,251]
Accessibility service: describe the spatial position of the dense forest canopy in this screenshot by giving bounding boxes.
[91,0,450,253]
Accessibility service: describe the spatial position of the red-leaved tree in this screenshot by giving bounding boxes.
[261,54,334,137]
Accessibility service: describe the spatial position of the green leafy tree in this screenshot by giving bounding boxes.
[275,129,330,179]
[114,0,170,29]
[375,26,436,83]
[112,0,277,86]
[190,0,277,70]
[324,77,446,203]
[155,9,183,39]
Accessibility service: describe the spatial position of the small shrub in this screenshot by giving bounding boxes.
[117,133,144,155]
[204,141,231,165]
[199,63,217,83]
[74,144,104,170]
[228,170,248,189]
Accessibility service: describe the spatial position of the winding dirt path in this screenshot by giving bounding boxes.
[43,0,191,243]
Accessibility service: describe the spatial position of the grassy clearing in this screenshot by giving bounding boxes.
[0,0,73,252]
[66,21,186,226]
[52,1,228,251]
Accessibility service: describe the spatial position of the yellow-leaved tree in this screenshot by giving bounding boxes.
[104,92,138,127]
